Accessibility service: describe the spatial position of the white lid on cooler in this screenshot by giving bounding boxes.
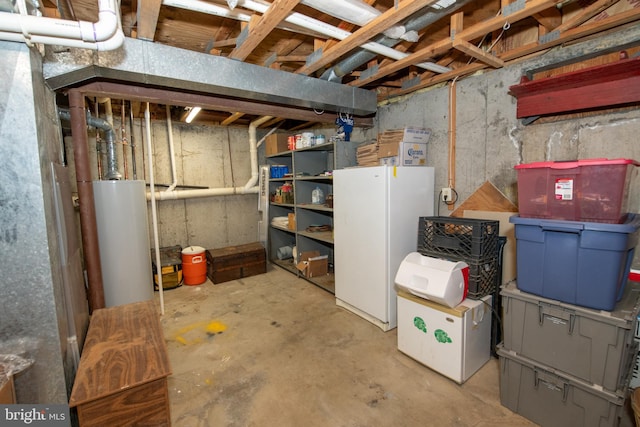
[395,252,469,308]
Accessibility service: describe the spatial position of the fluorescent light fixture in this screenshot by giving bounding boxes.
[185,106,202,123]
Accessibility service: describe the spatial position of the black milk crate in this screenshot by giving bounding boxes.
[418,216,500,261]
[465,257,500,299]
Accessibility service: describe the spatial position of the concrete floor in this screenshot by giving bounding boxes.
[157,266,536,427]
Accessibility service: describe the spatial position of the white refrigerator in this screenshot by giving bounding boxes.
[333,165,435,331]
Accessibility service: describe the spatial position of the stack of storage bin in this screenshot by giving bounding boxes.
[394,217,502,384]
[500,158,640,427]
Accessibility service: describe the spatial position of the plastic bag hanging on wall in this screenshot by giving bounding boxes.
[336,113,354,141]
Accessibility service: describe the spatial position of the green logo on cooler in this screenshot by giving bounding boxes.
[434,329,452,343]
[413,316,426,333]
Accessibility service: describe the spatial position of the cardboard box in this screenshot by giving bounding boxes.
[377,141,400,158]
[287,213,296,231]
[378,141,426,166]
[463,210,516,285]
[296,250,328,278]
[265,134,290,156]
[400,142,427,166]
[378,127,432,146]
[402,127,432,144]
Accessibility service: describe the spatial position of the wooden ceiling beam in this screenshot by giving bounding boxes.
[229,0,301,61]
[351,0,564,88]
[136,0,163,41]
[221,112,245,126]
[453,39,505,68]
[381,3,640,100]
[295,0,441,76]
[554,0,619,34]
[501,6,640,62]
[533,7,562,31]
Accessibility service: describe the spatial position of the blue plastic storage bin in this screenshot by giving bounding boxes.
[509,214,640,311]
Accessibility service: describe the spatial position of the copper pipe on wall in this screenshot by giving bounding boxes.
[447,78,457,211]
[69,90,105,312]
[129,101,138,180]
[121,99,128,179]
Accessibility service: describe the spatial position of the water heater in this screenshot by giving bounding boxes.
[93,180,154,307]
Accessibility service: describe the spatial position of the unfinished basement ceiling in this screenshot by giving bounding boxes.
[41,0,640,129]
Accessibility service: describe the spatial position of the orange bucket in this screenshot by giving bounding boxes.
[181,246,207,285]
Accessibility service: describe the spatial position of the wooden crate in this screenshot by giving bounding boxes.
[206,242,266,284]
[69,300,171,426]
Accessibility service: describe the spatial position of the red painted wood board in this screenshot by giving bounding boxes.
[509,56,640,118]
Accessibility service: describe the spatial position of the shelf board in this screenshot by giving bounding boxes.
[295,142,335,153]
[269,260,335,294]
[271,202,295,208]
[267,142,335,158]
[296,203,333,213]
[270,224,295,234]
[304,273,335,294]
[297,230,333,244]
[271,258,298,274]
[295,175,333,181]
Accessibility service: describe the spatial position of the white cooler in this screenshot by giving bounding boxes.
[397,290,492,384]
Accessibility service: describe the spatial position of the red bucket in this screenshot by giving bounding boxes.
[181,246,207,285]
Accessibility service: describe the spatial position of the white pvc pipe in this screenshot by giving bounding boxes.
[162,0,321,38]
[0,0,123,51]
[245,115,272,190]
[145,103,165,315]
[0,28,124,50]
[147,114,273,201]
[165,105,178,192]
[165,0,449,73]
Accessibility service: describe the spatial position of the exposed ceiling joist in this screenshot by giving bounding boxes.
[230,0,301,60]
[41,0,640,129]
[136,0,163,41]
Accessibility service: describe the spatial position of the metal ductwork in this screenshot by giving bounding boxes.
[321,0,474,83]
[59,108,121,180]
[44,37,377,117]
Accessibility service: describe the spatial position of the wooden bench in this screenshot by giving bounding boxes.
[69,300,172,426]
